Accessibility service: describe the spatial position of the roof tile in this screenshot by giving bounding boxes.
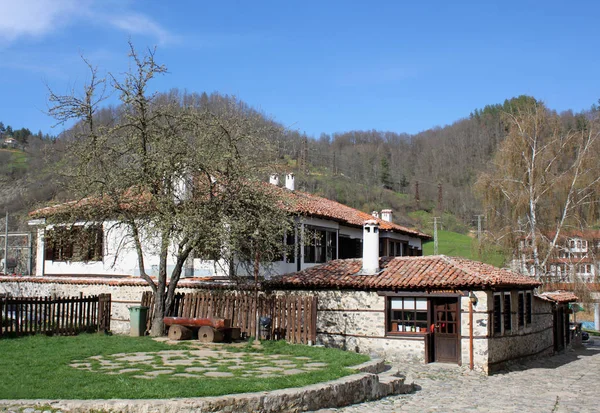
[267,255,541,290]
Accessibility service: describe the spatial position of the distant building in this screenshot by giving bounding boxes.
[2,137,17,149]
[513,230,600,283]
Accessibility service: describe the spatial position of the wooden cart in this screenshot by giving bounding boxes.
[163,317,241,342]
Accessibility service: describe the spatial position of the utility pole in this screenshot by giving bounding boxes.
[302,134,308,174]
[415,181,420,209]
[433,217,440,255]
[475,215,484,241]
[437,183,443,211]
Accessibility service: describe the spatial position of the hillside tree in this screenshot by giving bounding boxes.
[476,101,600,279]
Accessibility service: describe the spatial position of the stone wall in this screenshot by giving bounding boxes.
[303,290,427,363]
[486,291,554,372]
[459,291,490,373]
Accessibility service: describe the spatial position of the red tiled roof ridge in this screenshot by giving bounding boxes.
[537,290,578,303]
[268,255,541,290]
[277,187,430,239]
[30,181,431,239]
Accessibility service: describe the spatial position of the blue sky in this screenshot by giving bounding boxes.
[1,0,599,138]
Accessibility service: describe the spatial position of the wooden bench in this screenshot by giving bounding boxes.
[164,317,241,342]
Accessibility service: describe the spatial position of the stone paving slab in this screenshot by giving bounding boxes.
[313,339,600,413]
[67,344,331,381]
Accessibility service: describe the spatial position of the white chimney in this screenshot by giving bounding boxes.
[362,219,380,274]
[285,173,295,191]
[381,209,393,223]
[269,174,279,186]
[372,211,379,219]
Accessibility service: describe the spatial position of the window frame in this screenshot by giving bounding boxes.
[525,291,532,325]
[493,291,514,335]
[45,224,104,263]
[503,292,512,332]
[303,225,337,264]
[387,297,429,335]
[518,292,525,328]
[493,293,503,335]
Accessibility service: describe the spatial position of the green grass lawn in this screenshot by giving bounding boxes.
[423,230,507,268]
[0,334,369,400]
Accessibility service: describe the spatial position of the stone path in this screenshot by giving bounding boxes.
[314,339,600,413]
[69,345,328,380]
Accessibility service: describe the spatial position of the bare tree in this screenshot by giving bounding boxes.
[476,101,600,279]
[46,43,292,336]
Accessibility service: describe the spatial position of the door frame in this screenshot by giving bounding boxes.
[429,297,461,364]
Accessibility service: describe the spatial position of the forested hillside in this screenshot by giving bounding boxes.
[0,122,56,231]
[2,93,597,241]
[278,95,597,228]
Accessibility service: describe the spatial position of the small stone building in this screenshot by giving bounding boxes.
[268,221,571,374]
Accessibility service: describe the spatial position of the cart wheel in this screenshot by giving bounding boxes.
[168,325,192,341]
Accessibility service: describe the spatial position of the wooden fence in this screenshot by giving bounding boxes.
[141,291,317,344]
[0,293,111,338]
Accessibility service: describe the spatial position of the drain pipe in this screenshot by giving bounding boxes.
[469,300,474,370]
[468,291,477,371]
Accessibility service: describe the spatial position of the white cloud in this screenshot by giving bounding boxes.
[0,0,178,46]
[107,13,180,46]
[0,0,82,43]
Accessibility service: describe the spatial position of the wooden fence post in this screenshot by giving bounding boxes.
[98,293,111,332]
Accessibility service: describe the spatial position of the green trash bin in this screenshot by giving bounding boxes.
[129,306,149,337]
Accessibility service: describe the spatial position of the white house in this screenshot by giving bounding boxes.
[29,174,431,279]
[2,137,17,149]
[514,231,600,283]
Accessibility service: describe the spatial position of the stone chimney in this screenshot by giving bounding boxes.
[381,209,393,223]
[362,220,380,274]
[269,174,279,186]
[372,211,379,219]
[285,173,295,191]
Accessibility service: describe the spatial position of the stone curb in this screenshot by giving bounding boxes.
[0,363,414,413]
[353,358,387,374]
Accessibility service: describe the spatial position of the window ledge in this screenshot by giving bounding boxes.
[386,332,429,337]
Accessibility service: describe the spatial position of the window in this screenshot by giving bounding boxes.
[503,293,512,332]
[493,294,502,334]
[304,226,337,264]
[526,291,532,324]
[45,225,103,262]
[388,297,428,333]
[518,292,525,328]
[385,240,405,257]
[285,231,296,263]
[493,292,514,335]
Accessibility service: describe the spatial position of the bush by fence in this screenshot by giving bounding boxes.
[0,293,111,337]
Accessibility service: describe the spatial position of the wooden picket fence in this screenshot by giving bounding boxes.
[0,293,111,338]
[141,291,317,344]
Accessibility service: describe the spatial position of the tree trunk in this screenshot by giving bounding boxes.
[150,288,165,337]
[150,231,170,337]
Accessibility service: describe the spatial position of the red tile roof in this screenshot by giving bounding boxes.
[537,291,579,304]
[30,181,430,240]
[272,186,430,239]
[267,255,541,290]
[0,275,256,290]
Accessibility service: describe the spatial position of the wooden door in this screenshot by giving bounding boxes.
[433,298,459,363]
